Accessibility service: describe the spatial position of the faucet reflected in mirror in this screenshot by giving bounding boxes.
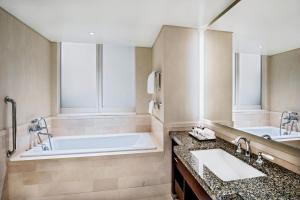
[280,111,299,135]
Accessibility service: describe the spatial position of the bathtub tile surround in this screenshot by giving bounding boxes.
[8,151,171,200]
[233,110,300,129]
[51,115,151,136]
[171,131,300,199]
[233,110,270,128]
[151,116,164,150]
[0,132,8,199]
[6,114,170,199]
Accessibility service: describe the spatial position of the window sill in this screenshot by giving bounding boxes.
[54,112,151,120]
[232,109,268,113]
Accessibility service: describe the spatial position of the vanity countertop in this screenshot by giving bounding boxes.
[170,131,300,200]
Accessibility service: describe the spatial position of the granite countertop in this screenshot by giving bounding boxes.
[170,131,300,200]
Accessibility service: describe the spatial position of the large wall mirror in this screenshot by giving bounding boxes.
[210,0,300,150]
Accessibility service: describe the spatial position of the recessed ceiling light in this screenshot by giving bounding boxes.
[259,45,262,49]
[89,32,95,36]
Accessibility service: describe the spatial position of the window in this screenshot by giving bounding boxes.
[102,44,135,112]
[60,42,135,114]
[60,43,98,113]
[234,53,262,110]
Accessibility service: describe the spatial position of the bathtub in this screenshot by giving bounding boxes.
[239,126,300,141]
[20,132,156,157]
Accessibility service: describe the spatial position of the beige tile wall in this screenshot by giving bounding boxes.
[151,28,165,122]
[264,48,300,113]
[233,110,270,128]
[51,115,151,136]
[203,30,233,125]
[151,26,200,124]
[135,47,153,114]
[0,132,8,199]
[163,26,199,124]
[233,110,300,129]
[0,8,55,130]
[0,7,56,199]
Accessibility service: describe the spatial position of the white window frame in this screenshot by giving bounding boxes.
[59,43,136,115]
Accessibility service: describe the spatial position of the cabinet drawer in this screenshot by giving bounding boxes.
[175,180,184,200]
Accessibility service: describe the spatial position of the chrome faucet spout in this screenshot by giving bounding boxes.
[29,117,53,150]
[37,132,53,150]
[233,137,251,159]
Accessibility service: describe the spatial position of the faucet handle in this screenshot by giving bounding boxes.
[231,137,241,153]
[256,152,274,165]
[236,143,242,154]
[232,136,241,144]
[256,152,264,165]
[31,118,39,124]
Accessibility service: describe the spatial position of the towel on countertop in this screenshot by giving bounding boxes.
[202,128,216,139]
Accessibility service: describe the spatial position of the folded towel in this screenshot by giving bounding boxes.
[147,71,155,94]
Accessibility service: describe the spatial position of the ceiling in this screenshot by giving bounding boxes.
[210,0,300,55]
[0,0,233,47]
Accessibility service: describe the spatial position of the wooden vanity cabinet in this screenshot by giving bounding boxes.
[171,139,211,200]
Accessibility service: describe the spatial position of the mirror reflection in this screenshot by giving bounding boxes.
[211,1,300,149]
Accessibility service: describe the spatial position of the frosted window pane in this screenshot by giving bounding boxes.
[61,43,97,108]
[238,53,261,105]
[102,44,135,109]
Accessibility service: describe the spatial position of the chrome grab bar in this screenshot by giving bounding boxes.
[4,96,17,157]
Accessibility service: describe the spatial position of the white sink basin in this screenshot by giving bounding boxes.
[190,149,266,181]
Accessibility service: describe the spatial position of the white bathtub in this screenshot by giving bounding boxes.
[20,132,156,157]
[239,126,300,141]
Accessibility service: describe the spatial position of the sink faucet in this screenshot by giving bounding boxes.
[28,117,53,150]
[233,136,251,159]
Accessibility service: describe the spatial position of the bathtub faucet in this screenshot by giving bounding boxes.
[29,117,53,150]
[280,111,299,135]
